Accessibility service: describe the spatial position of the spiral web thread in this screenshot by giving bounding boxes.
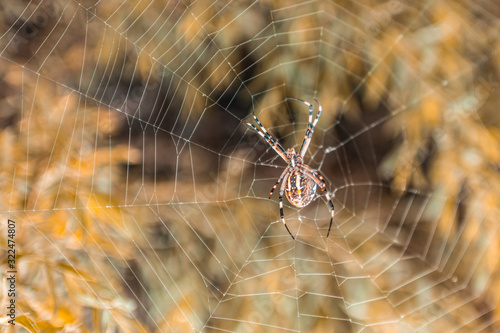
[1,0,499,332]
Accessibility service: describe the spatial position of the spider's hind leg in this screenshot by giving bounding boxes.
[269,169,289,199]
[307,169,335,238]
[316,172,335,238]
[279,181,295,240]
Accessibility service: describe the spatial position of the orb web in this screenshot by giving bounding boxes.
[1,0,499,332]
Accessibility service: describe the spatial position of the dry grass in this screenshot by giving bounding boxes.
[1,0,500,332]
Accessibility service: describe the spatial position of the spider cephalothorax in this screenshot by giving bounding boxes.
[244,97,335,240]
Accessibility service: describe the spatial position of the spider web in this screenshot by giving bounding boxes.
[1,0,500,332]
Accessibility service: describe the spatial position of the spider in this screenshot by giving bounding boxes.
[244,97,335,240]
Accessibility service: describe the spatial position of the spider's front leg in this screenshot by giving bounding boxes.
[242,117,288,162]
[286,97,323,159]
[279,180,295,240]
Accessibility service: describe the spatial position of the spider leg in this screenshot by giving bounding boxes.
[251,115,275,140]
[286,97,314,123]
[312,99,323,127]
[269,168,289,199]
[279,180,295,240]
[301,166,335,238]
[243,116,287,162]
[286,97,323,158]
[316,172,335,238]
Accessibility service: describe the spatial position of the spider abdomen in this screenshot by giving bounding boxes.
[285,170,318,208]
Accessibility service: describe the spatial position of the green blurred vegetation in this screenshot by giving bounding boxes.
[0,0,500,332]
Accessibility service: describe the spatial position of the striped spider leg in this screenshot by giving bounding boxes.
[244,98,335,240]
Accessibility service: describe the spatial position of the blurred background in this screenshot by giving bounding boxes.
[1,0,500,332]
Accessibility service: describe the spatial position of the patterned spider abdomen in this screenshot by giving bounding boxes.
[285,170,318,208]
